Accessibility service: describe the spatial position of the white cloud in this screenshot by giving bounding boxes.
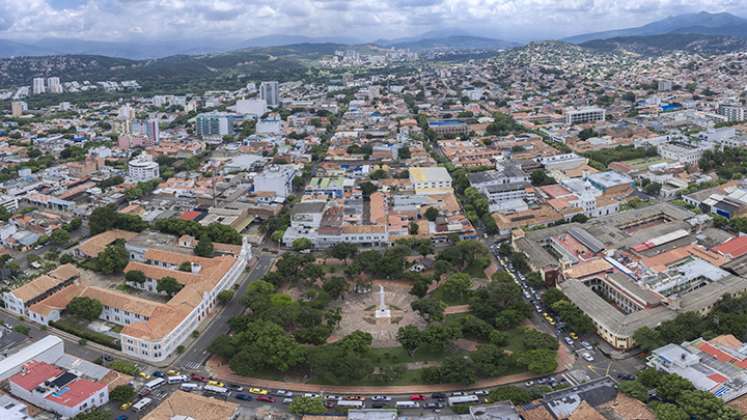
[0,0,745,42]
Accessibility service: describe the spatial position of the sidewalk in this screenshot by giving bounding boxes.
[206,344,575,395]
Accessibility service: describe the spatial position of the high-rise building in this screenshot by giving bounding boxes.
[132,119,160,145]
[718,104,745,123]
[46,77,62,94]
[10,101,27,117]
[260,81,280,108]
[32,78,46,95]
[195,112,240,138]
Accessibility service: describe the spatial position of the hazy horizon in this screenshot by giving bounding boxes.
[1,0,746,44]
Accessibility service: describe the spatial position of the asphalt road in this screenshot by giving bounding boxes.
[174,253,276,371]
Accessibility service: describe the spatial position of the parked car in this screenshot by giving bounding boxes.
[250,388,269,395]
[617,373,636,381]
[282,398,293,404]
[234,393,253,401]
[473,390,489,396]
[116,416,129,420]
[582,352,595,362]
[581,341,593,350]
[276,390,293,397]
[152,371,165,378]
[431,393,447,400]
[207,380,224,387]
[564,337,574,346]
[371,395,391,401]
[257,395,275,403]
[410,394,426,401]
[226,384,244,392]
[303,392,320,398]
[425,402,444,409]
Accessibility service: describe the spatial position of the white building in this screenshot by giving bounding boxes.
[254,165,296,199]
[260,81,280,108]
[657,141,713,164]
[128,153,160,181]
[8,360,108,418]
[409,167,452,195]
[32,78,45,95]
[46,77,62,94]
[565,107,606,125]
[235,98,267,116]
[256,117,283,135]
[717,104,745,123]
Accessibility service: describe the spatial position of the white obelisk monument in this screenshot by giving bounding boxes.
[374,285,391,319]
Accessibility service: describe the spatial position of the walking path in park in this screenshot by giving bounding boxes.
[205,343,575,395]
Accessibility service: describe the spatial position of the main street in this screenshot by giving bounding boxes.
[174,252,276,371]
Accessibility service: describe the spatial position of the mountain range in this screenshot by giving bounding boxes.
[564,11,747,44]
[0,29,513,59]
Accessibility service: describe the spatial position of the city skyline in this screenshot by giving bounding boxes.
[1,0,746,43]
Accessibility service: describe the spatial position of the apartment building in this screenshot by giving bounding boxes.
[564,107,606,125]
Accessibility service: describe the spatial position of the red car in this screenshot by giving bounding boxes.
[257,395,275,403]
[190,373,208,383]
[410,394,426,401]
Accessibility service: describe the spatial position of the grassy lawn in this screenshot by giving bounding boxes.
[51,317,119,348]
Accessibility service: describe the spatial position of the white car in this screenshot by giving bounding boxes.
[581,341,593,351]
[564,337,574,346]
[582,352,595,362]
[473,390,489,396]
[303,393,320,398]
[371,395,391,401]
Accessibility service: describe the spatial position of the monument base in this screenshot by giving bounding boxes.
[375,309,391,318]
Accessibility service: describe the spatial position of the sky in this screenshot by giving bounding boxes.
[0,0,746,42]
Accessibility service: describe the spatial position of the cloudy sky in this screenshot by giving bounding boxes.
[0,0,746,42]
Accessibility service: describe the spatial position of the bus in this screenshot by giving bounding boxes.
[203,384,229,395]
[132,397,153,412]
[180,383,200,392]
[447,395,479,407]
[144,378,166,391]
[336,400,364,409]
[396,401,420,408]
[168,375,189,384]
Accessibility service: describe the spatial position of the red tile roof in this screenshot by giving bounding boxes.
[713,236,747,259]
[10,361,63,391]
[46,379,106,407]
[180,210,201,221]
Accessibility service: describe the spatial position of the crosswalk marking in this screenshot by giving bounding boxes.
[182,361,202,370]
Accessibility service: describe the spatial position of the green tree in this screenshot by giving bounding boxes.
[397,325,423,357]
[292,237,313,252]
[521,328,559,350]
[125,270,146,284]
[656,373,695,402]
[422,322,461,351]
[50,228,70,246]
[194,236,214,257]
[618,380,648,402]
[425,207,440,221]
[270,229,285,244]
[412,297,446,322]
[217,289,235,304]
[289,397,326,415]
[208,335,238,359]
[157,276,183,297]
[327,243,358,260]
[109,385,136,403]
[487,386,535,405]
[322,277,348,299]
[229,320,306,374]
[66,297,103,321]
[72,408,112,420]
[676,390,741,420]
[632,327,663,352]
[408,221,419,235]
[515,349,557,374]
[653,403,689,420]
[95,241,129,274]
[440,272,472,303]
[542,288,566,307]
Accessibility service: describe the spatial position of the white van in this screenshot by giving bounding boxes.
[132,397,153,412]
[396,401,420,408]
[180,383,200,392]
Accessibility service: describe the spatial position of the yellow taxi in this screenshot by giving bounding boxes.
[120,402,132,410]
[166,369,179,376]
[208,380,224,387]
[138,372,150,380]
[249,387,269,395]
[569,332,579,340]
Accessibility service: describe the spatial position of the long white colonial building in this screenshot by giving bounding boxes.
[3,231,251,363]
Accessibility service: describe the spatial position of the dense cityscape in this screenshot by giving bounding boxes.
[3,4,747,420]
